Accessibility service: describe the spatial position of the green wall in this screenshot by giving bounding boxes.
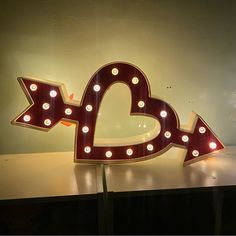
[0,0,236,154]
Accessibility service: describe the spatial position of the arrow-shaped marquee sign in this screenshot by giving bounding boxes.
[12,62,224,165]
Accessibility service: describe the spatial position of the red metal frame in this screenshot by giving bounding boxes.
[12,62,224,165]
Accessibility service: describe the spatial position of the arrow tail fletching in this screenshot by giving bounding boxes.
[11,77,81,131]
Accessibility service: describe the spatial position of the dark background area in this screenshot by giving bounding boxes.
[0,186,236,234]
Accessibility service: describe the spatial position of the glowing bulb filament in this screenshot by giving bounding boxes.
[199,127,206,134]
[138,101,145,108]
[160,110,167,118]
[23,115,31,122]
[126,148,133,156]
[182,135,189,142]
[93,85,101,92]
[84,146,91,153]
[82,126,89,133]
[147,144,154,151]
[106,151,112,158]
[42,103,50,110]
[50,90,57,97]
[30,84,37,91]
[44,119,51,126]
[164,131,171,138]
[192,150,199,157]
[111,68,119,75]
[86,105,93,112]
[209,142,217,149]
[132,77,139,84]
[65,108,72,115]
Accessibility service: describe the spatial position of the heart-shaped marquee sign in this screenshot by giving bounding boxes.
[12,62,224,165]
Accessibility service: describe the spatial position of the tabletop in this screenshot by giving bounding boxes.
[105,146,236,193]
[0,151,102,200]
[0,146,235,200]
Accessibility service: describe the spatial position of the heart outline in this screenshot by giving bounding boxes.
[11,62,225,165]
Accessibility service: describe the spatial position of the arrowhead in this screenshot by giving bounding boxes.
[183,115,224,166]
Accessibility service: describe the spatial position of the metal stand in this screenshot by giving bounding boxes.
[97,164,113,235]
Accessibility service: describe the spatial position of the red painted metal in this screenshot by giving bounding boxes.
[12,62,224,165]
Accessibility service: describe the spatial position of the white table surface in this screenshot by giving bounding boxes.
[105,146,236,193]
[0,152,102,200]
[0,147,236,200]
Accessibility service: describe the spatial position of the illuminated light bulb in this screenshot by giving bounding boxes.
[82,126,89,133]
[160,110,167,118]
[93,84,101,92]
[23,115,31,122]
[192,150,199,157]
[126,148,133,156]
[199,127,206,134]
[86,105,93,112]
[30,84,37,91]
[44,119,51,126]
[111,68,119,75]
[42,103,50,110]
[132,77,139,84]
[164,131,171,138]
[209,142,217,149]
[49,90,57,97]
[182,135,189,142]
[84,146,91,153]
[147,144,154,151]
[65,108,72,115]
[138,101,145,108]
[106,151,112,158]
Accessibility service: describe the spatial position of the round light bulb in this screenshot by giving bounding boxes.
[111,68,119,75]
[160,110,167,118]
[126,148,133,156]
[93,84,101,92]
[65,108,72,115]
[42,103,50,110]
[44,119,51,126]
[209,142,217,149]
[23,115,31,122]
[147,144,154,151]
[138,101,145,108]
[192,150,199,157]
[50,90,57,97]
[164,131,171,138]
[182,135,189,142]
[132,77,139,84]
[84,146,91,153]
[199,127,206,134]
[86,105,93,112]
[82,126,89,133]
[106,151,112,158]
[30,84,37,91]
